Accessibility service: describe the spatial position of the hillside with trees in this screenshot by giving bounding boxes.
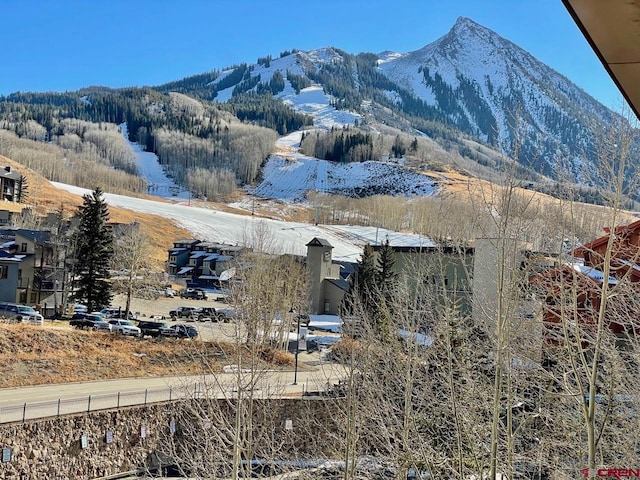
[0,84,312,198]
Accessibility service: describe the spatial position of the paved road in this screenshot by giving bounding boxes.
[0,362,345,423]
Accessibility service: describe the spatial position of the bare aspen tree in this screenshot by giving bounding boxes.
[0,130,147,193]
[532,107,640,477]
[155,233,311,478]
[111,223,151,320]
[461,112,557,480]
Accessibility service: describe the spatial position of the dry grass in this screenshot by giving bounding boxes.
[0,323,295,388]
[0,324,235,387]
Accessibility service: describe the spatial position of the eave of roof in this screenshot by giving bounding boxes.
[562,0,640,120]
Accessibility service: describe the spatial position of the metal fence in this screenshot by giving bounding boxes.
[0,383,203,424]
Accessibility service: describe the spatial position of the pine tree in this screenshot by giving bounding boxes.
[355,243,377,302]
[350,243,395,339]
[16,175,28,203]
[372,239,396,339]
[376,238,397,297]
[73,187,114,311]
[391,135,406,158]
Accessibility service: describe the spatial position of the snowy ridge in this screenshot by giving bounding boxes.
[375,17,618,175]
[212,50,362,129]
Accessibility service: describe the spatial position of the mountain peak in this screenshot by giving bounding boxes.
[452,16,480,29]
[446,16,498,45]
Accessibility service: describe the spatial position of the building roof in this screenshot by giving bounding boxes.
[306,237,333,248]
[174,239,201,247]
[0,167,21,181]
[0,250,20,263]
[15,229,51,244]
[326,278,351,292]
[570,218,640,257]
[563,0,640,119]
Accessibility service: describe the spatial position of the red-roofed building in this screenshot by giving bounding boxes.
[532,219,640,347]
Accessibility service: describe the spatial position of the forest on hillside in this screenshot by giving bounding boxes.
[0,86,312,198]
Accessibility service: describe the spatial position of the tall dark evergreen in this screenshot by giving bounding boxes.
[355,243,377,302]
[16,175,28,203]
[73,187,114,311]
[376,238,397,296]
[348,243,395,339]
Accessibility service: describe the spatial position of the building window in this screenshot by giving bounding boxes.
[324,299,330,313]
[0,265,7,279]
[21,243,27,253]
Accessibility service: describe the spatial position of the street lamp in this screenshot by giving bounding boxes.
[292,308,301,385]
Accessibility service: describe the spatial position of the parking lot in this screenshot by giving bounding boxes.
[68,294,239,342]
[67,295,339,357]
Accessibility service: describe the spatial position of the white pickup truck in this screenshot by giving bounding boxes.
[0,303,44,325]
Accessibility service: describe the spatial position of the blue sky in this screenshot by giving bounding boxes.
[1,0,624,110]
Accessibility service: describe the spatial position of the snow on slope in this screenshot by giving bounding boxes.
[52,182,431,262]
[279,85,361,129]
[377,17,614,150]
[119,123,190,200]
[251,132,438,202]
[213,49,361,129]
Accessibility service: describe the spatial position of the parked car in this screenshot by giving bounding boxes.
[163,324,198,338]
[137,320,171,338]
[72,303,87,314]
[93,320,113,332]
[194,307,232,322]
[169,306,199,320]
[108,319,142,336]
[194,307,216,322]
[216,307,237,322]
[180,288,208,300]
[100,308,137,320]
[70,313,108,330]
[0,303,44,325]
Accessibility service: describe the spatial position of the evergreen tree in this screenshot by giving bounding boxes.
[391,135,406,158]
[372,239,396,339]
[343,243,378,322]
[376,238,397,296]
[73,187,114,311]
[355,243,377,300]
[16,175,28,203]
[349,243,395,339]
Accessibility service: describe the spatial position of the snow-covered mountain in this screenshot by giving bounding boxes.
[376,17,617,178]
[199,17,623,182]
[2,16,627,204]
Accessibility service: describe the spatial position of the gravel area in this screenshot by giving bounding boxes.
[111,293,230,320]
